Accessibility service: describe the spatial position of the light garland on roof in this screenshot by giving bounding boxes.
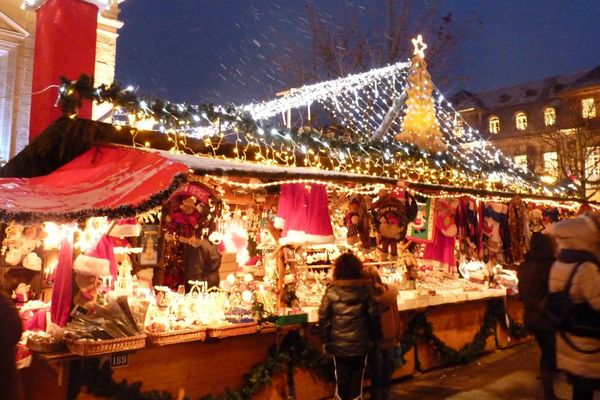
[56,36,574,200]
[194,175,386,196]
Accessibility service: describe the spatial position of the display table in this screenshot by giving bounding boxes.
[495,296,533,348]
[414,299,497,371]
[20,293,527,400]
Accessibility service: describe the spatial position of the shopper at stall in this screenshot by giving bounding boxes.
[183,234,222,290]
[548,214,600,400]
[517,232,560,400]
[319,253,382,400]
[366,266,401,400]
[0,291,22,400]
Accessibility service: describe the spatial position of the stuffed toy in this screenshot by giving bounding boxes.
[344,196,370,249]
[166,196,203,240]
[372,190,408,259]
[12,283,31,305]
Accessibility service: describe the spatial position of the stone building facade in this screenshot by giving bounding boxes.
[0,0,124,162]
[452,66,600,200]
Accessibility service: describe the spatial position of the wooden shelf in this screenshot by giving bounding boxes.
[363,260,401,266]
[297,264,332,269]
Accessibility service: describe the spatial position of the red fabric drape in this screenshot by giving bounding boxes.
[50,231,74,326]
[0,146,188,217]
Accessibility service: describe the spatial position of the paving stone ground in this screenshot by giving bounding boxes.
[384,341,600,400]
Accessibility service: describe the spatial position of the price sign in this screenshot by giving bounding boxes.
[110,353,129,368]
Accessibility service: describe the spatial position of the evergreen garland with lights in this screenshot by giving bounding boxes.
[73,299,528,399]
[55,73,562,197]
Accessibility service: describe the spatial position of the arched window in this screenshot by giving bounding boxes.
[544,107,556,126]
[488,116,500,134]
[516,112,527,130]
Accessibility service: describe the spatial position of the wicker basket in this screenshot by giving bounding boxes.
[207,321,258,339]
[26,338,66,353]
[146,328,206,346]
[66,334,146,356]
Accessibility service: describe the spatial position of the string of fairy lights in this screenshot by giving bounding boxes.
[55,37,573,200]
[199,175,589,212]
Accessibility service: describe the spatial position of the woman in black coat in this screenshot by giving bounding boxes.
[319,253,382,400]
[517,232,559,400]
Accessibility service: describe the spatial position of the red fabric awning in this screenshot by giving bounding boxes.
[0,146,188,223]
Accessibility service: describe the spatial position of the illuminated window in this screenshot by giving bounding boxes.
[586,147,600,179]
[582,98,596,119]
[454,118,465,137]
[488,116,500,134]
[543,152,558,177]
[544,107,556,126]
[514,154,528,172]
[515,112,527,130]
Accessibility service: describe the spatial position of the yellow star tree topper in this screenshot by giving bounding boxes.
[397,35,446,153]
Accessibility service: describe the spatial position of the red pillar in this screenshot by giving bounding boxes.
[29,0,99,141]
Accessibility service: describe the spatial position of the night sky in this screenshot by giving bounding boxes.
[116,0,600,106]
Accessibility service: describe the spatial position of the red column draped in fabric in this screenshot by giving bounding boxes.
[30,0,99,141]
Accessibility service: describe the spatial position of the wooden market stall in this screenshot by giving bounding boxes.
[1,33,593,398]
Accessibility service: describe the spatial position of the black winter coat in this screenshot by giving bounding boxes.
[184,239,222,281]
[318,279,382,357]
[517,232,555,331]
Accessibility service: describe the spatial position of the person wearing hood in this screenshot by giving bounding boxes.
[517,232,560,400]
[547,214,600,400]
[319,253,382,400]
[365,266,401,400]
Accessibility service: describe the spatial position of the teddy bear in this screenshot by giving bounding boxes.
[344,196,370,249]
[372,190,408,259]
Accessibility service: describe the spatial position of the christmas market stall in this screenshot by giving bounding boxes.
[1,37,595,399]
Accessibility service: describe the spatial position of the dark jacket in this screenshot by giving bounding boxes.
[517,233,555,331]
[0,292,22,400]
[318,279,382,357]
[183,239,222,286]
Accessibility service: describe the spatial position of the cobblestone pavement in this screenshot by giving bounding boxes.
[385,341,600,400]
